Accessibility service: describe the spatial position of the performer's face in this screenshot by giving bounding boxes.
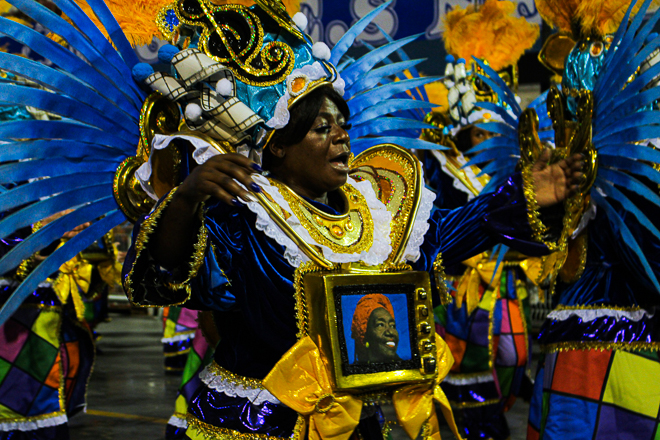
[282,97,351,195]
[365,307,399,362]
[469,126,496,147]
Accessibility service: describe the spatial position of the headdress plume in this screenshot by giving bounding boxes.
[443,0,539,71]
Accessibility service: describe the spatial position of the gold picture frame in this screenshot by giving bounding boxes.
[303,270,438,391]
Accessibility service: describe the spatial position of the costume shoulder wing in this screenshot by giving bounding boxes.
[588,0,660,291]
[330,2,449,155]
[0,0,146,324]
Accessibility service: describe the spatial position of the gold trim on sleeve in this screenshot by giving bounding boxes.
[124,188,207,307]
[521,162,555,251]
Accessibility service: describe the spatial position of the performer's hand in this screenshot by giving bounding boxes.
[41,209,92,239]
[532,148,584,207]
[176,153,262,208]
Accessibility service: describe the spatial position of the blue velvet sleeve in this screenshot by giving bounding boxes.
[122,190,234,310]
[423,151,470,211]
[413,172,551,273]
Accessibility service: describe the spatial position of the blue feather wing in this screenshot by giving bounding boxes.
[0,0,143,326]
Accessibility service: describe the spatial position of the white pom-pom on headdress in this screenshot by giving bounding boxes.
[312,42,331,61]
[185,103,203,123]
[292,12,308,32]
[216,78,233,97]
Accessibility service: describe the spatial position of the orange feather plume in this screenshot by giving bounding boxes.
[537,0,660,39]
[443,0,539,71]
[74,0,301,47]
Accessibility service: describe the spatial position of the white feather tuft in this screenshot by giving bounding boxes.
[312,42,331,61]
[185,103,203,123]
[215,78,234,97]
[292,12,308,32]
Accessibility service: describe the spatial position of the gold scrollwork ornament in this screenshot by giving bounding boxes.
[113,93,181,222]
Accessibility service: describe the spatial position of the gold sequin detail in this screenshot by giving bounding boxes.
[272,180,374,255]
[187,414,305,440]
[541,341,660,354]
[124,188,208,307]
[173,1,295,87]
[432,253,451,305]
[521,162,554,250]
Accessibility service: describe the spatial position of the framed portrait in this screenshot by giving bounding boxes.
[303,270,438,391]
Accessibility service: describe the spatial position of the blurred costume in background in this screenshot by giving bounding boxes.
[166,311,215,440]
[419,2,542,438]
[462,0,660,439]
[161,306,198,373]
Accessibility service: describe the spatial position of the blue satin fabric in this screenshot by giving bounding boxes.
[442,380,500,406]
[555,191,660,308]
[538,312,659,346]
[422,152,470,212]
[188,386,298,437]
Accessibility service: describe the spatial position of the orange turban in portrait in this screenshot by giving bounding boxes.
[350,294,395,347]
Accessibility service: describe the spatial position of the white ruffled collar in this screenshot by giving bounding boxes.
[245,175,393,267]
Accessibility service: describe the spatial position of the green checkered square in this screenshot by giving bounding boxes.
[0,358,10,383]
[14,333,59,382]
[461,343,490,372]
[632,349,660,362]
[496,365,515,397]
[181,351,202,385]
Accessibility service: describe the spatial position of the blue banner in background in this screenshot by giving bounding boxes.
[134,0,543,75]
[300,0,541,47]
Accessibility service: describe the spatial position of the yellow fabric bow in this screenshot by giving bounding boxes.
[52,254,93,321]
[455,252,544,314]
[392,336,463,440]
[97,258,123,288]
[263,336,363,440]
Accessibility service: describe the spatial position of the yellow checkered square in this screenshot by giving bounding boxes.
[602,351,660,418]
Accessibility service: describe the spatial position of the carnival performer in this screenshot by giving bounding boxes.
[460,0,660,438]
[0,0,580,439]
[419,2,542,438]
[161,306,199,373]
[124,57,582,440]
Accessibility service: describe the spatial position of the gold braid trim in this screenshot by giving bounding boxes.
[206,361,266,390]
[166,203,208,292]
[432,252,451,305]
[448,398,501,409]
[0,410,66,425]
[541,341,660,354]
[15,221,46,280]
[124,188,207,306]
[521,163,555,251]
[382,420,397,439]
[293,262,340,339]
[554,304,645,312]
[164,348,192,358]
[187,413,305,440]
